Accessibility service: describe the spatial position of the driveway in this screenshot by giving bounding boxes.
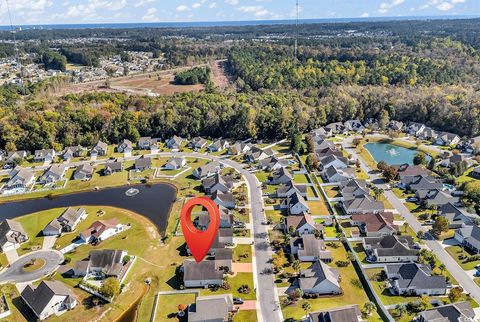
[42,236,57,250]
[4,249,18,264]
[236,300,257,310]
[233,262,253,273]
[0,250,64,284]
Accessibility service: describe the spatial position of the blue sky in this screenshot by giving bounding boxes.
[1,0,478,25]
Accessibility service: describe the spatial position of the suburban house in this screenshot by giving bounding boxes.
[342,195,384,215]
[276,180,307,198]
[90,141,108,157]
[202,174,234,194]
[188,294,233,322]
[21,281,77,321]
[440,154,471,168]
[400,175,443,193]
[73,249,129,280]
[280,191,310,215]
[166,135,184,150]
[285,214,321,236]
[311,127,333,137]
[454,225,480,254]
[299,260,341,295]
[308,305,362,322]
[388,120,404,131]
[384,263,447,296]
[435,132,461,146]
[270,167,293,185]
[43,207,88,236]
[473,166,480,179]
[4,167,35,193]
[211,248,233,272]
[228,141,252,155]
[34,149,56,162]
[208,139,229,152]
[135,156,152,171]
[417,301,474,322]
[319,155,348,171]
[62,146,83,160]
[245,146,274,162]
[324,122,345,134]
[438,203,472,228]
[344,120,365,132]
[407,122,426,136]
[394,164,430,181]
[351,213,398,237]
[195,207,234,230]
[290,234,332,262]
[182,259,224,288]
[258,156,289,171]
[80,219,123,244]
[363,235,419,263]
[39,164,67,185]
[0,219,28,252]
[6,150,28,163]
[117,139,133,155]
[189,137,208,150]
[138,137,153,150]
[73,164,94,181]
[192,161,222,179]
[340,180,370,199]
[104,161,123,175]
[163,157,186,170]
[211,191,235,209]
[418,127,438,141]
[416,189,459,207]
[323,166,355,183]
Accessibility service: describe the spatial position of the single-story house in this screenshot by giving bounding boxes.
[388,120,404,131]
[192,161,221,179]
[290,234,332,262]
[80,219,123,244]
[211,191,235,209]
[435,132,461,146]
[117,139,133,154]
[73,164,94,181]
[245,146,274,162]
[415,189,459,207]
[202,174,234,194]
[43,207,87,236]
[208,139,229,152]
[275,180,307,198]
[135,156,152,171]
[62,146,83,160]
[280,191,310,215]
[228,142,252,155]
[166,135,184,151]
[285,214,322,236]
[188,294,233,322]
[417,301,474,322]
[363,235,419,263]
[319,155,348,171]
[74,249,128,279]
[138,137,153,150]
[163,157,186,170]
[342,195,384,215]
[351,212,398,237]
[189,137,208,150]
[258,156,289,171]
[384,263,447,296]
[308,305,361,322]
[323,166,355,183]
[299,260,341,295]
[324,122,345,134]
[455,225,480,254]
[270,167,293,185]
[438,203,472,228]
[344,120,365,132]
[6,150,28,163]
[0,219,28,252]
[90,141,108,157]
[183,259,224,288]
[3,167,35,193]
[104,161,123,175]
[21,281,77,321]
[39,164,67,185]
[34,149,56,162]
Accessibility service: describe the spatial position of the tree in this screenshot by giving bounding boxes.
[432,216,449,236]
[379,110,390,130]
[305,135,315,153]
[290,130,303,154]
[448,286,464,303]
[395,304,406,317]
[377,160,387,171]
[419,294,430,311]
[122,255,131,265]
[362,302,376,316]
[383,165,399,181]
[439,263,446,274]
[289,288,303,302]
[305,154,314,170]
[403,222,409,233]
[100,277,120,298]
[292,260,301,275]
[416,231,424,239]
[427,157,436,170]
[413,152,427,165]
[302,302,312,316]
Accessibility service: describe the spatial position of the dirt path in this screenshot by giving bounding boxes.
[210,59,232,90]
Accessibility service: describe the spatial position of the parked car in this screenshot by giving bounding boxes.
[407,197,418,202]
[233,298,244,305]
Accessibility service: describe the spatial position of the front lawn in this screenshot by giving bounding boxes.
[293,174,309,184]
[307,200,330,215]
[324,185,341,198]
[155,293,196,322]
[233,310,258,322]
[445,244,480,271]
[233,245,253,263]
[200,272,256,300]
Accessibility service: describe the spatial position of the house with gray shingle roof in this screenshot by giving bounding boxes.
[323,165,355,183]
[438,203,472,228]
[189,137,208,150]
[299,260,341,295]
[324,122,345,134]
[74,164,94,181]
[363,235,419,263]
[183,260,224,288]
[6,150,28,163]
[34,149,56,162]
[138,137,153,150]
[202,174,234,194]
[418,301,474,322]
[455,225,480,254]
[275,180,307,198]
[208,139,229,152]
[117,139,133,154]
[319,155,348,171]
[90,141,108,157]
[385,263,447,296]
[192,161,222,179]
[163,157,186,170]
[74,249,128,280]
[342,194,384,215]
[280,191,309,215]
[134,156,152,171]
[211,191,235,209]
[416,189,459,207]
[309,305,362,322]
[188,294,233,322]
[62,146,83,160]
[258,156,289,171]
[400,175,443,192]
[290,234,332,263]
[245,146,274,162]
[104,161,123,175]
[344,120,365,133]
[21,280,77,320]
[228,142,252,155]
[39,164,67,185]
[0,219,28,252]
[4,166,35,193]
[269,167,293,185]
[166,135,184,151]
[43,207,88,236]
[436,132,461,146]
[388,120,404,131]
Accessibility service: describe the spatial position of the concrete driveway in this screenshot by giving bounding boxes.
[0,250,64,284]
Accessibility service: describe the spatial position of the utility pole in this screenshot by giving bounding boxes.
[294,0,299,59]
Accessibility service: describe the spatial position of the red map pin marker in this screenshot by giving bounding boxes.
[180,196,220,263]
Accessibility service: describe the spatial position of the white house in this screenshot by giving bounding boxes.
[0,219,28,252]
[299,260,341,295]
[80,219,123,244]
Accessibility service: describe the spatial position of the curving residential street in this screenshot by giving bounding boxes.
[0,250,64,284]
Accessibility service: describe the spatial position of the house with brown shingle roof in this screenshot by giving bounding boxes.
[80,219,123,244]
[351,212,398,237]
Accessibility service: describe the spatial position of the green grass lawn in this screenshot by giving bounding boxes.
[281,242,381,321]
[351,242,368,263]
[445,244,480,271]
[307,200,330,215]
[200,272,256,300]
[233,310,258,322]
[265,209,284,225]
[293,174,310,184]
[254,171,270,183]
[323,226,338,238]
[324,185,341,198]
[392,188,414,199]
[155,293,196,322]
[233,245,253,263]
[457,167,479,184]
[355,168,369,180]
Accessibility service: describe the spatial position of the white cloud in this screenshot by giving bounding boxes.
[360,12,369,17]
[417,0,465,10]
[225,0,238,5]
[192,3,201,8]
[238,5,270,17]
[142,7,158,21]
[378,0,405,13]
[176,5,189,12]
[436,2,454,10]
[209,2,217,8]
[134,0,156,8]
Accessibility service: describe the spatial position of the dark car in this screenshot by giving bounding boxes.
[233,298,244,305]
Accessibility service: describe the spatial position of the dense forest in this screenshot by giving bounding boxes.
[174,67,211,85]
[0,18,478,151]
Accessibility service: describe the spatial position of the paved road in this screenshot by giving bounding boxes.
[158,152,282,322]
[0,250,63,284]
[344,137,480,305]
